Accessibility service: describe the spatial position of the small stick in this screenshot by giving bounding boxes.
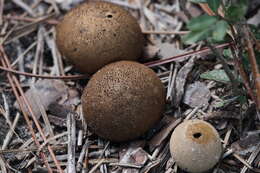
[1,113,20,150]
[77,139,91,172]
[67,112,76,173]
[89,159,105,173]
[0,0,3,25]
[11,0,36,17]
[230,45,257,104]
[244,27,260,109]
[145,42,232,67]
[0,65,89,79]
[142,30,188,35]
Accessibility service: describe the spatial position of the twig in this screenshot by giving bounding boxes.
[240,144,260,173]
[1,113,20,150]
[230,45,257,105]
[144,42,232,67]
[89,159,105,173]
[32,27,44,83]
[232,153,253,170]
[67,112,76,173]
[11,0,36,17]
[0,156,7,173]
[0,145,66,154]
[199,3,215,16]
[206,42,240,93]
[11,41,37,67]
[142,30,188,35]
[0,43,231,80]
[77,139,91,172]
[3,15,59,24]
[244,26,260,109]
[3,13,55,44]
[0,65,89,79]
[223,128,232,149]
[38,132,67,152]
[43,26,63,76]
[0,0,3,25]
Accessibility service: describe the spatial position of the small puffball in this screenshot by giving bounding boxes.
[170,119,223,173]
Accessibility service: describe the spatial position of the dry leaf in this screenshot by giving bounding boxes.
[15,79,68,119]
[183,81,211,108]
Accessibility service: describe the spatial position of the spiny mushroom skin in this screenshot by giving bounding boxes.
[81,61,165,142]
[56,1,144,74]
[170,119,222,173]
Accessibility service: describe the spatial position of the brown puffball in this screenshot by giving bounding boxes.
[170,119,223,173]
[81,61,165,142]
[56,1,144,74]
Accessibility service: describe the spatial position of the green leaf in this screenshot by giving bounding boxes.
[189,0,207,3]
[208,0,220,13]
[249,24,260,40]
[226,4,247,21]
[213,96,239,108]
[212,20,229,41]
[238,95,247,105]
[187,15,218,31]
[182,29,211,44]
[223,48,232,59]
[200,69,230,83]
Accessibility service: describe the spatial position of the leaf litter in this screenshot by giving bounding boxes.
[0,0,259,173]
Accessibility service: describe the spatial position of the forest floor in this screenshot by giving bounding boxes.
[0,0,260,173]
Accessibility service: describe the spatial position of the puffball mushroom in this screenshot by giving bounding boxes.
[170,119,222,173]
[56,1,144,74]
[81,61,165,142]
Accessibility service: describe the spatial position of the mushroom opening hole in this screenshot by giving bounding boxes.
[107,14,113,18]
[193,132,202,138]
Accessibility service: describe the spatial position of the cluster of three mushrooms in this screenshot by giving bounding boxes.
[56,2,223,172]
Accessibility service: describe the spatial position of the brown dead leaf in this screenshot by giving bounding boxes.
[173,57,195,107]
[120,147,148,167]
[231,131,260,155]
[183,81,211,108]
[15,79,68,119]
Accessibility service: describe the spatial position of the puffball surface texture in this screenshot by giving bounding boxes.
[82,61,165,142]
[56,1,144,74]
